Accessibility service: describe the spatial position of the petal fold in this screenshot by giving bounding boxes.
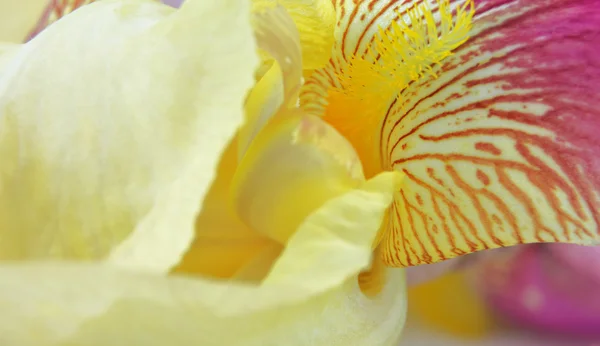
[0,171,406,345]
[0,0,258,273]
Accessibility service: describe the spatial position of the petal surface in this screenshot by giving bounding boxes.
[0,172,406,346]
[303,0,600,266]
[0,0,258,272]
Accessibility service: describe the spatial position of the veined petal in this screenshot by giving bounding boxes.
[302,0,474,178]
[0,172,406,346]
[302,0,600,267]
[0,0,258,272]
[380,0,600,266]
[302,0,472,116]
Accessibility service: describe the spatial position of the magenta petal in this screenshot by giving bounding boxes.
[479,246,600,337]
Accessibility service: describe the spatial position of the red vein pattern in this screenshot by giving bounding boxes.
[301,0,600,267]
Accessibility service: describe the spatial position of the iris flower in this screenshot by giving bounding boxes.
[0,0,598,345]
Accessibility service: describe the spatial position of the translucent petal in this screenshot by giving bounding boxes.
[0,0,258,272]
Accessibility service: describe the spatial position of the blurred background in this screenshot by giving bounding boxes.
[404,243,600,345]
[1,0,598,345]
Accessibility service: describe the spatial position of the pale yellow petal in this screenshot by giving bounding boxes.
[0,261,406,346]
[0,172,406,345]
[0,0,258,272]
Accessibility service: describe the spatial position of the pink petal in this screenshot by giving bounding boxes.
[477,245,600,337]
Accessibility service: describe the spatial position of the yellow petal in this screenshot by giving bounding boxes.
[253,0,335,70]
[0,172,406,346]
[0,0,258,272]
[233,113,365,244]
[239,4,303,158]
[0,0,49,42]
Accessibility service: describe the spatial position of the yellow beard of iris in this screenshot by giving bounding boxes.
[324,0,475,178]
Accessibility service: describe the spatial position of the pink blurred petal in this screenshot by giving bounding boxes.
[477,246,600,337]
[547,244,600,284]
